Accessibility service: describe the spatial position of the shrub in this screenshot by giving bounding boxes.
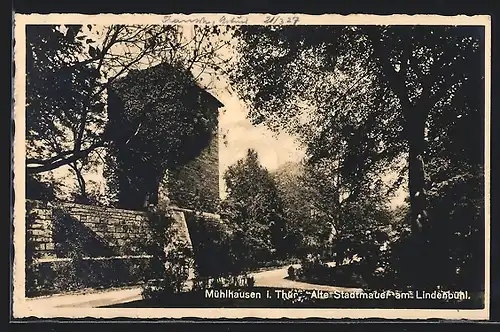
[142,242,194,300]
[192,273,255,290]
[188,213,237,278]
[292,253,369,288]
[141,211,194,300]
[300,253,328,278]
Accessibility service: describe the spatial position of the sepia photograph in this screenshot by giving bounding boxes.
[12,14,491,320]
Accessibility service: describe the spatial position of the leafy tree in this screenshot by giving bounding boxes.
[27,25,106,175]
[230,25,484,289]
[220,149,288,267]
[293,158,393,277]
[26,25,104,200]
[272,162,329,257]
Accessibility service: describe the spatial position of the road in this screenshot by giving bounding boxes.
[24,286,143,309]
[24,262,362,309]
[250,262,363,292]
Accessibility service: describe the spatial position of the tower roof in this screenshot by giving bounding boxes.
[109,62,224,109]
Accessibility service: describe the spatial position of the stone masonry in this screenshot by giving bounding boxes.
[25,199,195,296]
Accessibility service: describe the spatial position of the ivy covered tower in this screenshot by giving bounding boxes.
[106,62,222,213]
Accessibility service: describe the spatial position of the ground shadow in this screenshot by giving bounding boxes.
[52,209,117,258]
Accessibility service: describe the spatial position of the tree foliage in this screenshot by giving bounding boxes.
[271,162,331,257]
[26,25,104,200]
[189,214,237,279]
[273,159,393,278]
[220,149,288,267]
[230,25,485,290]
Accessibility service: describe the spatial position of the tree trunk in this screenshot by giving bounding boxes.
[407,117,429,235]
[405,107,434,290]
[72,163,87,201]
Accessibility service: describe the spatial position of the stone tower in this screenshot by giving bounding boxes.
[106,62,223,213]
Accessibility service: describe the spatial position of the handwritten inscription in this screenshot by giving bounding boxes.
[263,15,300,25]
[219,15,249,25]
[162,16,214,25]
[162,15,300,26]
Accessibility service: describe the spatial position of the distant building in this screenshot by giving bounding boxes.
[106,62,223,213]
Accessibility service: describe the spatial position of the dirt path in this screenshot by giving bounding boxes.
[24,286,143,309]
[250,262,363,292]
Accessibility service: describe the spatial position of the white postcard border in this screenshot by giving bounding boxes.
[12,13,491,320]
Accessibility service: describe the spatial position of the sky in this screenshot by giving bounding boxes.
[210,81,306,200]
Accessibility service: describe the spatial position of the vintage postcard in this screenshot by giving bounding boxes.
[12,13,491,320]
